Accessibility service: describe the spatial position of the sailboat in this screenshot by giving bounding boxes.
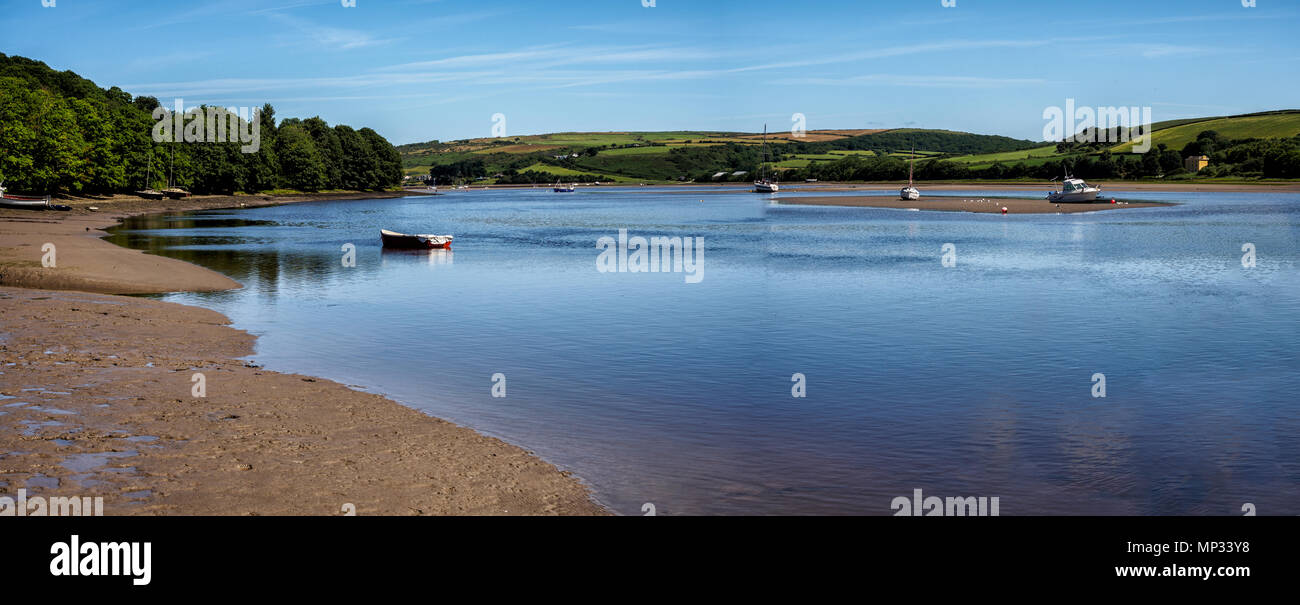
[753,124,779,193]
[161,145,190,199]
[136,152,164,200]
[899,146,920,200]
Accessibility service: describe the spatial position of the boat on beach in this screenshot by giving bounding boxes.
[161,146,190,199]
[136,152,165,199]
[900,146,920,201]
[1047,171,1101,203]
[0,181,52,209]
[753,124,779,193]
[380,229,453,249]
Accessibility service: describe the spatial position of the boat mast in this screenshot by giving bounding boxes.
[908,145,914,187]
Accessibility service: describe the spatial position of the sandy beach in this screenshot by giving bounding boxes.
[0,191,606,515]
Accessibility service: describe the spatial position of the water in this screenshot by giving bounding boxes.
[107,188,1300,515]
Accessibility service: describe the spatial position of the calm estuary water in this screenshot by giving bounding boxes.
[108,187,1300,515]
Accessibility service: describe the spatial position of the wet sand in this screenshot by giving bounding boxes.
[778,195,1172,214]
[0,191,606,515]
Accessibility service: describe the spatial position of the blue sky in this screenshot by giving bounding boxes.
[2,0,1297,144]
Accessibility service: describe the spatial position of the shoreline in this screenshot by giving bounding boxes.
[0,190,609,515]
[456,180,1300,193]
[775,195,1173,214]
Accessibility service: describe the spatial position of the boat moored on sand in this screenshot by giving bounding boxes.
[900,146,920,201]
[1047,173,1101,203]
[0,181,52,209]
[380,229,453,249]
[753,124,779,193]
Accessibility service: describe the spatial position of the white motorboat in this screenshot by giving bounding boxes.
[1047,173,1101,203]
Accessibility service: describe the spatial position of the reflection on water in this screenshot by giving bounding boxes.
[109,189,1300,515]
[381,248,454,268]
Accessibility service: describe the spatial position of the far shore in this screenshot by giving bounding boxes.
[776,195,1172,214]
[454,180,1300,193]
[0,189,608,516]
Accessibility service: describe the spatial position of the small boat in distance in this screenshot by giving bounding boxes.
[900,146,920,201]
[1047,169,1101,203]
[553,181,576,193]
[380,229,453,249]
[137,152,165,199]
[162,146,190,199]
[0,181,51,209]
[754,124,779,193]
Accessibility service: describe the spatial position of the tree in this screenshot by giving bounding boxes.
[275,123,327,191]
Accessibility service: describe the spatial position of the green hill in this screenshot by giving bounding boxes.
[1106,110,1300,153]
[401,128,1044,184]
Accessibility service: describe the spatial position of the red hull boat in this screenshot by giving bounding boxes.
[0,181,51,209]
[380,229,453,249]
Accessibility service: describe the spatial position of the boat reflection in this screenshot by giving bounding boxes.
[381,247,454,267]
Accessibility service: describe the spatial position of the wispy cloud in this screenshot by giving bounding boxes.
[270,13,400,49]
[725,39,1055,73]
[781,74,1049,88]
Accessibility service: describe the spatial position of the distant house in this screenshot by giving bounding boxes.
[1184,155,1209,172]
[711,171,728,180]
[731,171,748,177]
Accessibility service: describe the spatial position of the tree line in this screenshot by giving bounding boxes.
[0,53,403,195]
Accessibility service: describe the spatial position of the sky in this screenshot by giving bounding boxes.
[2,0,1297,145]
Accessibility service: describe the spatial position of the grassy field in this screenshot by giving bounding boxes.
[597,145,674,156]
[513,162,639,183]
[1107,111,1300,152]
[947,145,1061,165]
[398,111,1299,183]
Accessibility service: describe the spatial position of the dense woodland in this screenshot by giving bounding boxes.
[0,54,403,195]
